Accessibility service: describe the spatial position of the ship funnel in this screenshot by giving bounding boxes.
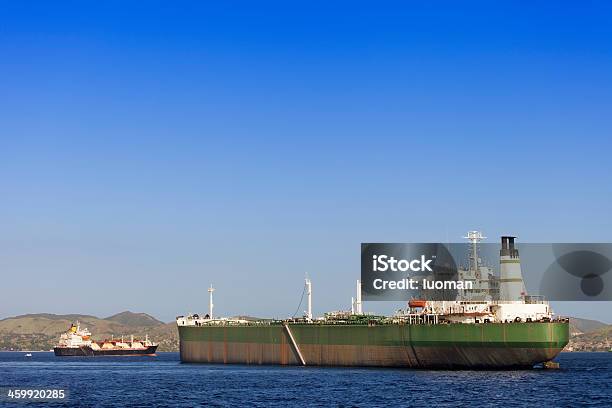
[501,236,519,257]
[499,236,526,300]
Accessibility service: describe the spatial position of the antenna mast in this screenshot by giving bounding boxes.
[463,231,486,278]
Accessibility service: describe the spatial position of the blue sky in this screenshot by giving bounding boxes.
[1,1,611,322]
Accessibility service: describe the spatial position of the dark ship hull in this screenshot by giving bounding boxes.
[54,345,157,356]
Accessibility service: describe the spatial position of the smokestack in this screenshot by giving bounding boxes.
[501,236,519,257]
[499,236,526,301]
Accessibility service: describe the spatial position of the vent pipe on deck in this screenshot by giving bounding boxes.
[305,278,312,321]
[208,284,215,319]
[356,280,363,314]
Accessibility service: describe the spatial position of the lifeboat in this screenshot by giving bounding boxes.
[409,299,427,308]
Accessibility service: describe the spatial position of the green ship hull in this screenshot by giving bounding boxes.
[178,322,569,369]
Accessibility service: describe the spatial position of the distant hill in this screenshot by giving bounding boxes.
[10,313,100,321]
[569,317,608,336]
[105,311,164,327]
[0,312,177,352]
[567,324,612,351]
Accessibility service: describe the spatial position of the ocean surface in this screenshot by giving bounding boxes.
[0,352,610,407]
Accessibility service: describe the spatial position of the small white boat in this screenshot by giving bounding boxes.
[25,353,32,357]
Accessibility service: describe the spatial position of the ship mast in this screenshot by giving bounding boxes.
[208,284,215,319]
[464,231,486,278]
[355,280,363,314]
[305,278,312,321]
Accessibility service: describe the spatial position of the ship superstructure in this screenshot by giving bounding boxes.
[421,234,549,324]
[177,233,569,369]
[54,322,158,356]
[456,231,499,301]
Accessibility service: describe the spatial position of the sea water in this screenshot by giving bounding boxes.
[0,352,610,407]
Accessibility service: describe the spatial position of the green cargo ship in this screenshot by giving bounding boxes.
[177,234,570,369]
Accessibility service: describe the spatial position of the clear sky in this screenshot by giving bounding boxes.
[1,1,611,322]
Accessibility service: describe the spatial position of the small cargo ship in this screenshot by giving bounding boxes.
[53,322,158,356]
